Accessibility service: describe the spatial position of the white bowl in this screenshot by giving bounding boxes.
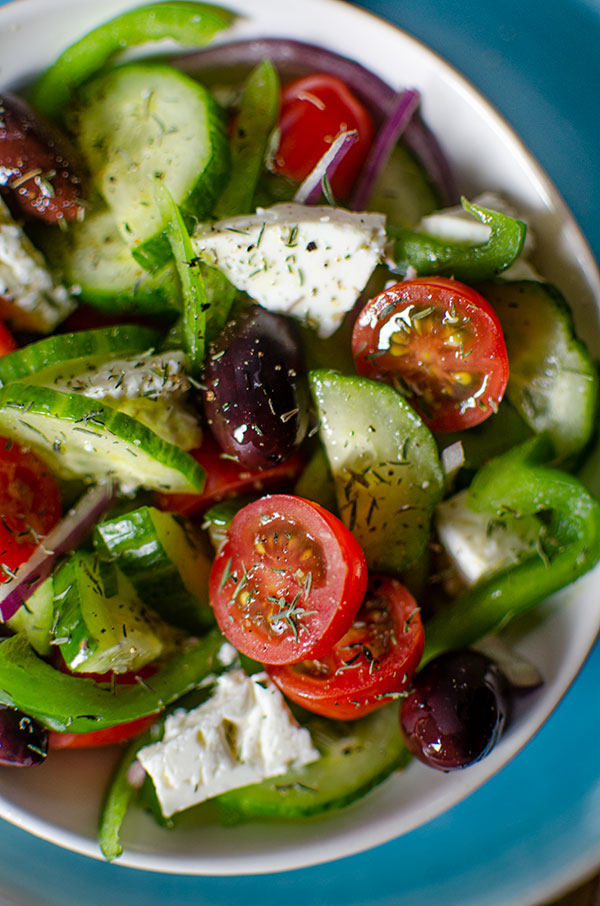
[0,0,599,876]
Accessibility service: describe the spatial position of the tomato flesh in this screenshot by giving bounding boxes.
[352,277,509,432]
[48,713,156,749]
[267,575,424,719]
[155,435,304,518]
[273,74,374,199]
[0,322,16,356]
[209,494,368,665]
[0,437,62,580]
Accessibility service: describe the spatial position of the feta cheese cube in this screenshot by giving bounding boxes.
[192,203,387,337]
[137,670,319,817]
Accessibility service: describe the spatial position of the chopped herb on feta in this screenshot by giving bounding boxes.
[137,669,319,817]
[192,202,387,337]
[0,198,75,331]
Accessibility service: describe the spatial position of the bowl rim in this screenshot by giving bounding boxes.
[0,0,599,876]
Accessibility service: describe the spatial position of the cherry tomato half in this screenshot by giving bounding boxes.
[273,74,374,200]
[267,575,424,719]
[0,437,62,580]
[0,322,16,355]
[209,494,368,665]
[352,277,509,432]
[154,435,305,518]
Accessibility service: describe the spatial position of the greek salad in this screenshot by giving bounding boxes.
[0,0,598,863]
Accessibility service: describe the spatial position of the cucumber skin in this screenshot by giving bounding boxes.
[0,382,205,494]
[93,506,215,633]
[0,325,160,387]
[31,213,180,317]
[70,63,231,271]
[216,704,410,820]
[52,552,179,674]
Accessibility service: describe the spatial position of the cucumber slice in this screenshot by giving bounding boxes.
[309,370,444,573]
[70,62,230,268]
[478,280,598,460]
[93,506,215,633]
[0,383,205,493]
[33,207,179,316]
[0,325,160,387]
[370,144,441,228]
[6,577,54,657]
[52,552,182,674]
[217,703,409,819]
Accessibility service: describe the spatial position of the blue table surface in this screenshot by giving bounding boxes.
[0,1,599,904]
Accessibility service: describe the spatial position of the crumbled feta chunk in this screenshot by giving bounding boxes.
[192,203,387,337]
[436,488,541,586]
[137,669,319,817]
[0,198,74,331]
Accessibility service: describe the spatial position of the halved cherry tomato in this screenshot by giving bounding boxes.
[273,74,374,199]
[154,435,305,518]
[0,322,16,355]
[267,575,424,719]
[0,437,61,580]
[48,663,158,749]
[352,277,509,432]
[209,494,368,665]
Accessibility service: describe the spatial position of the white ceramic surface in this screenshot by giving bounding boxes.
[0,0,599,876]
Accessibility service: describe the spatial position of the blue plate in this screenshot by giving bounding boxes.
[0,1,599,903]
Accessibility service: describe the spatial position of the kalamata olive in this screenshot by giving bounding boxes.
[202,305,309,469]
[400,649,509,771]
[0,92,86,224]
[0,705,48,767]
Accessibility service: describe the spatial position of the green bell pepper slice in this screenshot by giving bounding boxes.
[424,435,600,662]
[0,628,225,732]
[387,197,527,282]
[30,2,236,121]
[214,60,280,217]
[98,728,155,861]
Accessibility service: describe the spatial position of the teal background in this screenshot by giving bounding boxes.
[0,1,599,903]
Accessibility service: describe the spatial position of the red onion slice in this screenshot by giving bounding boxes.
[294,129,358,204]
[352,89,421,211]
[173,38,457,204]
[0,481,116,621]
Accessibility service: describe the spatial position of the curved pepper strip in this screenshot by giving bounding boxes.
[215,60,280,217]
[0,628,225,732]
[423,435,600,663]
[387,198,527,282]
[30,2,237,121]
[98,728,154,861]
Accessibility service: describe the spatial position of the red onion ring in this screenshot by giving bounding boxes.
[173,38,457,205]
[0,481,116,621]
[352,89,421,211]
